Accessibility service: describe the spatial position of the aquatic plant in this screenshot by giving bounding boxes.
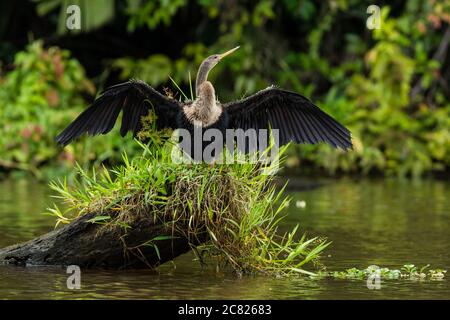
[319,264,446,281]
[46,137,329,276]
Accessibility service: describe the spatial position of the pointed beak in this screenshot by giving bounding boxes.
[219,46,240,59]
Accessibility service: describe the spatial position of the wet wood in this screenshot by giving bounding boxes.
[0,212,201,269]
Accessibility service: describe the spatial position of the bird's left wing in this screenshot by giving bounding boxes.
[55,79,181,146]
[225,87,352,149]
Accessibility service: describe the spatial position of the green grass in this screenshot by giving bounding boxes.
[46,135,329,276]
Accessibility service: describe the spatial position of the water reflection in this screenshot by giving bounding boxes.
[0,178,448,299]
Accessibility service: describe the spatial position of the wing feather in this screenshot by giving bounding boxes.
[56,79,181,146]
[225,87,352,149]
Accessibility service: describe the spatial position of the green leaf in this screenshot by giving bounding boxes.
[86,215,111,223]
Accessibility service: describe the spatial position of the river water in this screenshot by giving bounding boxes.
[0,178,448,299]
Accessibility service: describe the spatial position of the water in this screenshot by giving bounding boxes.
[0,178,448,299]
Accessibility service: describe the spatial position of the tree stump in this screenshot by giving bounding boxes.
[0,211,201,269]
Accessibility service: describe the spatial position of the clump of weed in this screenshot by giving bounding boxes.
[317,264,446,281]
[47,138,329,276]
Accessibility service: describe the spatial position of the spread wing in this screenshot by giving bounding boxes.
[55,79,181,146]
[225,87,352,149]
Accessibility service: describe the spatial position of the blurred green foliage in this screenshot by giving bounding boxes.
[301,4,450,177]
[0,41,139,179]
[1,0,450,178]
[33,0,116,34]
[111,1,450,177]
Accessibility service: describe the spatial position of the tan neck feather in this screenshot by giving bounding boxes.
[197,81,215,105]
[184,81,222,127]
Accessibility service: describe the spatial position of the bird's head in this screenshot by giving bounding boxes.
[203,46,240,70]
[196,46,240,96]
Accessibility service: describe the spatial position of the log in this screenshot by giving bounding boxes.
[0,211,202,269]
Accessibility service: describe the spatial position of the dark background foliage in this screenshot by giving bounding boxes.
[1,0,449,179]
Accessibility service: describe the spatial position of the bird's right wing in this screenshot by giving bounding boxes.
[55,79,181,146]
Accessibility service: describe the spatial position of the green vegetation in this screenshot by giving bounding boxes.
[0,0,448,299]
[320,264,446,281]
[0,41,140,179]
[305,5,450,177]
[1,1,449,179]
[0,41,89,177]
[47,139,329,276]
[106,1,450,177]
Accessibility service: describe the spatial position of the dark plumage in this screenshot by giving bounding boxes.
[55,80,179,146]
[56,47,352,152]
[225,87,352,149]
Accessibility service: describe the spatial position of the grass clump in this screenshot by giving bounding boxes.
[47,137,329,276]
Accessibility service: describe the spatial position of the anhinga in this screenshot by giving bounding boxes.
[56,46,352,153]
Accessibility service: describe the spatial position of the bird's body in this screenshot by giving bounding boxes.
[183,81,223,128]
[56,46,353,156]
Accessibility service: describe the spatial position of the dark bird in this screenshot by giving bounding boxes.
[56,46,352,154]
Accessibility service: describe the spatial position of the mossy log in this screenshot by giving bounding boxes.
[0,212,202,269]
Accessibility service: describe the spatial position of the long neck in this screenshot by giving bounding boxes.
[196,81,216,111]
[195,60,212,97]
[185,80,221,126]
